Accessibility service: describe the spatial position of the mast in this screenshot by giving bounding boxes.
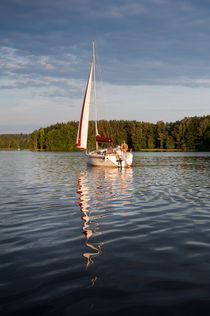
[93,41,99,150]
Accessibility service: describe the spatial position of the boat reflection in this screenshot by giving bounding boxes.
[76,167,133,273]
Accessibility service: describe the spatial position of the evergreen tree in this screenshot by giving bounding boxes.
[0,116,209,152]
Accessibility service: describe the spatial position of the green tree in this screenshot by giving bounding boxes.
[31,130,38,150]
[38,128,45,150]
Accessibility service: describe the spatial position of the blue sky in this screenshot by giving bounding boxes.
[0,0,210,133]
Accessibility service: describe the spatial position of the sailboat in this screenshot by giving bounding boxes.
[76,42,133,168]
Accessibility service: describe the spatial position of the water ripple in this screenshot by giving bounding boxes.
[0,151,210,315]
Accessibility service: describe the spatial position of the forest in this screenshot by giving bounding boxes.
[0,115,209,151]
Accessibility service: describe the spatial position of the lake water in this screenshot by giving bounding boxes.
[0,151,210,316]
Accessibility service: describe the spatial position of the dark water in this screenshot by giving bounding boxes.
[0,151,210,316]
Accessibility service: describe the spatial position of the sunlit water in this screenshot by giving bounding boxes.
[0,151,210,316]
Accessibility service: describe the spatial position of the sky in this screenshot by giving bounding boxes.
[0,0,210,133]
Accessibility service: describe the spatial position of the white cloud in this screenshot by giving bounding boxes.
[0,46,85,102]
[0,46,79,78]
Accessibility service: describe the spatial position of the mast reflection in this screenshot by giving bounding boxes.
[77,168,133,272]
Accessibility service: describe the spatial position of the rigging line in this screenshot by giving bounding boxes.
[93,41,98,135]
[94,43,109,122]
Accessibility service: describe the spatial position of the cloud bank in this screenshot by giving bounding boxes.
[0,0,210,132]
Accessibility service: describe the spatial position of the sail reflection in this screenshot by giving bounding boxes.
[77,172,103,269]
[76,168,133,271]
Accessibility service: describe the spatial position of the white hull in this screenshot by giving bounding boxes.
[86,150,133,168]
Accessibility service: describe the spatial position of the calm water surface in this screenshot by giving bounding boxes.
[0,151,210,315]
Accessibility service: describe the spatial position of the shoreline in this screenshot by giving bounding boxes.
[0,148,207,152]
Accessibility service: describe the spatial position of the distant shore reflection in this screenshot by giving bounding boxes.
[77,167,133,275]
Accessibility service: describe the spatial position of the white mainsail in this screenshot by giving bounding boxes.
[76,61,93,149]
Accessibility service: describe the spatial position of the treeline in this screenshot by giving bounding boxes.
[0,134,32,150]
[0,116,209,151]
